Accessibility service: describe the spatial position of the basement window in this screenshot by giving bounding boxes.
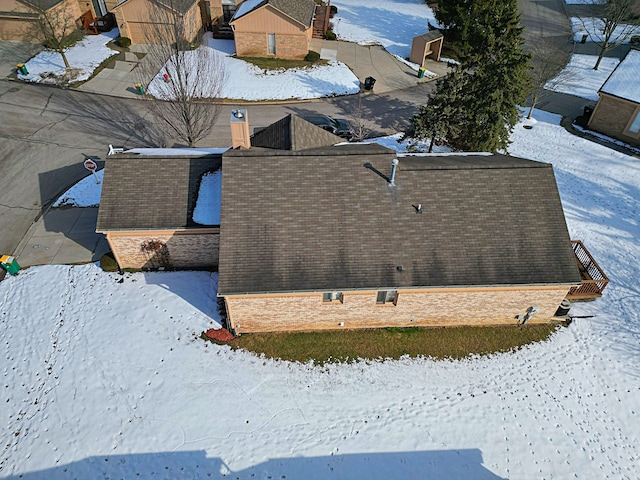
[323,292,343,303]
[376,290,397,305]
[627,110,640,136]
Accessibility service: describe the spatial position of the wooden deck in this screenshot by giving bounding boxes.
[567,240,609,300]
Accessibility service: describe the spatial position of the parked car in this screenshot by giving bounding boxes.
[303,114,352,140]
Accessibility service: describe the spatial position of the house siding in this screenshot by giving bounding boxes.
[114,0,203,44]
[106,229,219,269]
[588,93,640,147]
[0,0,83,41]
[224,286,572,333]
[231,4,310,58]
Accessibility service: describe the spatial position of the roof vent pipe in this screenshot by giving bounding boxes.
[389,158,399,186]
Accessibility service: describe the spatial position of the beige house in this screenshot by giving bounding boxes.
[229,0,316,59]
[96,152,222,269]
[0,0,84,41]
[112,0,204,44]
[588,49,640,148]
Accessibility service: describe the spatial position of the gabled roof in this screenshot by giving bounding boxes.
[231,0,316,27]
[249,114,343,151]
[113,0,197,14]
[218,150,580,295]
[599,49,640,104]
[96,154,222,231]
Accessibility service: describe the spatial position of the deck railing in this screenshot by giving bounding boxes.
[567,240,609,299]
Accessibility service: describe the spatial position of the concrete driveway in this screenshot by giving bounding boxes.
[0,41,42,78]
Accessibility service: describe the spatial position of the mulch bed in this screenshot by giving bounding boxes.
[204,328,234,343]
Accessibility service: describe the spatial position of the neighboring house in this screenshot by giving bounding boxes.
[0,0,83,41]
[229,0,316,59]
[96,151,222,269]
[217,115,584,333]
[112,0,203,44]
[588,48,640,148]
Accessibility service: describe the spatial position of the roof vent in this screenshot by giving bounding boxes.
[389,158,399,186]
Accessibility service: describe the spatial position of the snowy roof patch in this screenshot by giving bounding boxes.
[599,49,640,104]
[192,170,222,226]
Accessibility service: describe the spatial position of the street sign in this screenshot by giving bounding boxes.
[83,159,100,184]
[84,159,97,171]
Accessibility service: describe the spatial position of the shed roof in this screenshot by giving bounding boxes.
[599,49,640,104]
[231,0,316,27]
[414,30,444,42]
[218,149,580,294]
[96,154,222,231]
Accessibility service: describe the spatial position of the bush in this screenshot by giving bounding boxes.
[329,4,338,16]
[116,36,131,48]
[305,50,320,62]
[325,29,336,41]
[100,252,119,272]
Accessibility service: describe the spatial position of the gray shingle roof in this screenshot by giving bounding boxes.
[250,114,343,151]
[599,49,640,104]
[231,0,316,27]
[218,149,580,294]
[96,154,222,231]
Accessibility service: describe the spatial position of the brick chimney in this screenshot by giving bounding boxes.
[230,109,250,149]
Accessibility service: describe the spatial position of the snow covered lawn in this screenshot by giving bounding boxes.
[332,0,437,61]
[18,29,119,85]
[571,17,640,44]
[147,37,360,101]
[2,109,640,479]
[545,53,619,101]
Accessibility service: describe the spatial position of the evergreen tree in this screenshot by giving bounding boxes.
[411,0,529,152]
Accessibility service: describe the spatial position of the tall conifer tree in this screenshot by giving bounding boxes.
[413,0,530,152]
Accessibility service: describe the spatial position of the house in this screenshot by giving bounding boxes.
[96,150,222,269]
[229,0,317,59]
[0,0,82,41]
[98,113,606,333]
[217,114,586,333]
[112,0,204,44]
[587,48,640,148]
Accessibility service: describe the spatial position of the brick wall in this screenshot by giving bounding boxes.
[107,229,219,269]
[224,287,571,333]
[588,94,640,147]
[234,31,308,59]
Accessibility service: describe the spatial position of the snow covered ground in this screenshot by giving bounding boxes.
[545,53,619,101]
[2,108,640,479]
[18,30,119,84]
[332,0,437,61]
[571,17,640,44]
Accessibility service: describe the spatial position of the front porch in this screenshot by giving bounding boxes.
[567,240,609,300]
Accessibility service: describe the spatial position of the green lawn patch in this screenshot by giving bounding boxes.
[214,324,560,364]
[237,56,327,71]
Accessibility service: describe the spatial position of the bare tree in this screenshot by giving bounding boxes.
[526,44,574,119]
[23,0,81,69]
[348,96,373,141]
[138,0,226,148]
[579,0,640,70]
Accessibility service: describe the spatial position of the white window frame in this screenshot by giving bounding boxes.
[322,292,343,303]
[376,290,397,305]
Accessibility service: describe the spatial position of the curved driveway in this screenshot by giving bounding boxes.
[0,0,573,260]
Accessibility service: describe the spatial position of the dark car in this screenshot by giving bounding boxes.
[303,114,352,140]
